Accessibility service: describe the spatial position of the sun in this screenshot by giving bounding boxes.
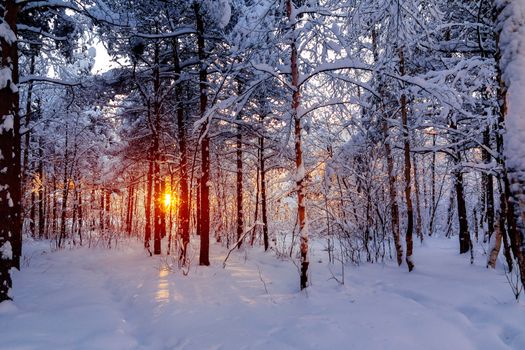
[163,193,172,208]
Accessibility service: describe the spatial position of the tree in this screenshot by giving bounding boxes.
[0,0,20,302]
[497,0,525,291]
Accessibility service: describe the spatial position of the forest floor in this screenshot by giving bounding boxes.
[1,236,525,350]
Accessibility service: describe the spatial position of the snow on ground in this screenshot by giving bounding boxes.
[1,237,525,350]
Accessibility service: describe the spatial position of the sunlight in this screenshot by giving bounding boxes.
[164,193,172,208]
[155,268,170,303]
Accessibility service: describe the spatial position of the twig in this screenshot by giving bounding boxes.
[222,223,263,268]
[257,264,275,303]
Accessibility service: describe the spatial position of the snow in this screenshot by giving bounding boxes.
[0,67,16,92]
[88,46,97,59]
[218,0,231,29]
[1,238,525,349]
[0,114,14,133]
[0,20,17,45]
[0,241,12,260]
[295,163,305,182]
[499,0,525,172]
[203,0,231,29]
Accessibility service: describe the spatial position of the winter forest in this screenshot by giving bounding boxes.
[1,0,525,348]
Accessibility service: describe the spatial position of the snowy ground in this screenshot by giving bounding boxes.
[1,237,525,350]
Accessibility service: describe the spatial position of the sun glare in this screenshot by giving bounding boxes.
[164,193,172,208]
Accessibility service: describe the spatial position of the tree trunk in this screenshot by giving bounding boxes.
[251,147,260,247]
[58,126,69,248]
[152,40,163,256]
[38,137,45,239]
[195,2,210,266]
[287,0,309,289]
[429,133,437,236]
[260,126,269,252]
[0,0,20,302]
[22,52,35,238]
[455,167,470,254]
[412,153,423,242]
[482,127,495,241]
[105,189,110,234]
[77,183,83,245]
[371,28,403,266]
[98,188,103,234]
[126,182,134,236]
[70,180,78,245]
[236,114,243,249]
[160,178,167,241]
[153,158,162,255]
[145,160,153,253]
[487,214,502,269]
[173,38,190,263]
[496,1,525,291]
[399,48,414,271]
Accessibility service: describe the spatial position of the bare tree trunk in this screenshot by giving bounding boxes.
[126,182,134,236]
[236,115,243,249]
[412,153,423,242]
[195,2,210,266]
[448,117,470,253]
[145,160,153,253]
[22,52,35,238]
[260,126,269,252]
[251,147,260,247]
[173,38,190,263]
[495,4,525,290]
[482,127,495,241]
[38,137,45,239]
[58,126,70,248]
[287,0,309,289]
[151,39,163,256]
[196,176,201,237]
[153,158,162,255]
[70,180,78,244]
[399,48,414,271]
[371,28,403,266]
[0,0,21,302]
[160,178,167,241]
[77,183,83,245]
[99,188,104,233]
[455,167,470,254]
[429,133,437,236]
[105,189,110,234]
[487,214,502,269]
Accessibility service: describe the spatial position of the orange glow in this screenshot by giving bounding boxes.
[164,193,172,208]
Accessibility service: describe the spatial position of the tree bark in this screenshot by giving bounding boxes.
[195,2,210,266]
[0,0,20,302]
[495,2,525,291]
[399,48,414,271]
[371,28,403,265]
[152,40,163,256]
[145,159,153,253]
[173,38,190,263]
[487,215,502,269]
[38,137,45,238]
[260,125,269,252]
[412,153,423,242]
[77,183,83,245]
[58,125,70,248]
[22,52,35,238]
[236,112,243,249]
[455,167,470,254]
[482,127,495,241]
[287,0,309,289]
